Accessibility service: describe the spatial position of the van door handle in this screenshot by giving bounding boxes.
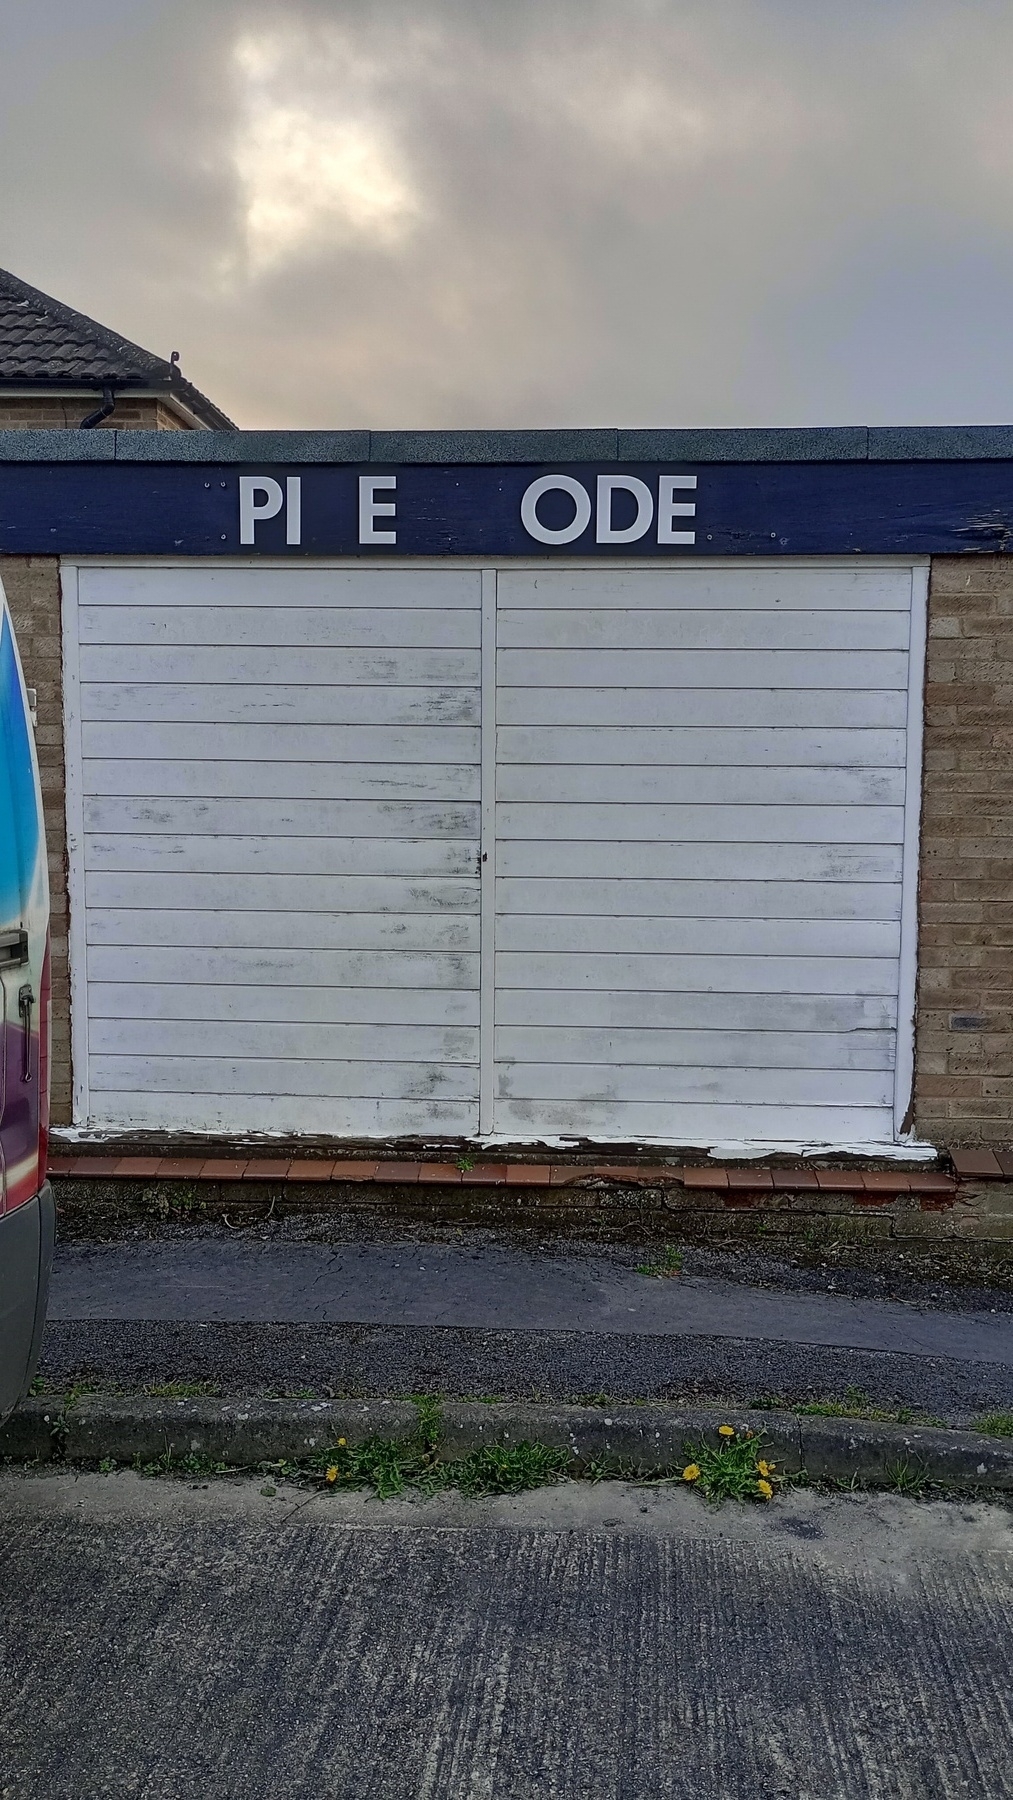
[18,984,33,1080]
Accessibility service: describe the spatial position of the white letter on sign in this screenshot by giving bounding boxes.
[359,475,397,545]
[596,475,654,544]
[657,474,697,544]
[239,476,283,545]
[520,475,592,545]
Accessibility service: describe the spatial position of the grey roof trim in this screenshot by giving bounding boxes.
[2,424,1013,464]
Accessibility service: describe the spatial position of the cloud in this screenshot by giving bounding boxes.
[1,0,1013,426]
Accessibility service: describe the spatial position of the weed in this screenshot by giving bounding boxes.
[635,1244,683,1279]
[143,1381,220,1399]
[455,1154,475,1172]
[454,1442,571,1495]
[798,1387,917,1425]
[885,1455,928,1496]
[678,1424,780,1504]
[974,1411,1013,1438]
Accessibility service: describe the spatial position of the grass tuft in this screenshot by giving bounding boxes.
[974,1411,1013,1439]
[635,1244,684,1279]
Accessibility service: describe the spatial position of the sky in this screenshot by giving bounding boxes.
[2,0,1012,430]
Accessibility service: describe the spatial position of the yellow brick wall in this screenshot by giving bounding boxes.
[0,556,71,1124]
[914,556,1013,1144]
[0,395,190,429]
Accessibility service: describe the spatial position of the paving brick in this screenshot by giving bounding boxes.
[681,1167,728,1189]
[241,1159,292,1180]
[465,1164,509,1184]
[726,1167,773,1190]
[376,1163,420,1184]
[814,1171,864,1192]
[329,1161,380,1183]
[156,1159,206,1179]
[949,1146,1004,1178]
[503,1165,552,1185]
[199,1160,249,1180]
[770,1169,820,1191]
[417,1163,463,1184]
[286,1161,337,1183]
[860,1172,912,1194]
[112,1157,162,1178]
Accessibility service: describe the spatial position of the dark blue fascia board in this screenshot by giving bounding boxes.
[3,424,1013,464]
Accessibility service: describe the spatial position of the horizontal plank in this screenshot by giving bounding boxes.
[80,683,480,726]
[490,1097,893,1143]
[85,835,478,878]
[86,871,478,914]
[89,1055,478,1101]
[80,605,480,649]
[498,609,909,652]
[496,879,901,920]
[496,1063,892,1107]
[495,952,898,995]
[496,804,904,844]
[498,650,908,690]
[494,990,896,1032]
[82,724,480,765]
[496,766,904,806]
[497,568,913,611]
[91,1020,479,1064]
[82,798,480,839]
[496,841,904,882]
[79,567,482,609]
[78,647,481,686]
[496,916,899,958]
[84,1094,479,1136]
[495,1025,895,1071]
[87,909,480,953]
[88,984,480,1027]
[497,728,907,768]
[87,947,480,989]
[82,760,480,803]
[497,687,908,728]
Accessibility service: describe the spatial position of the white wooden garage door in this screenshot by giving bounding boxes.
[64,559,923,1147]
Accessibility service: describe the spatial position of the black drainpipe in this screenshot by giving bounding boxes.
[80,382,115,429]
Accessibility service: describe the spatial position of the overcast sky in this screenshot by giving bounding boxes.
[2,0,1012,429]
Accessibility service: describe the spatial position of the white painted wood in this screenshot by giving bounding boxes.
[495,991,897,1032]
[500,649,909,689]
[81,684,480,725]
[500,568,914,611]
[496,953,899,995]
[85,835,478,878]
[83,760,480,802]
[496,916,899,958]
[479,568,497,1136]
[79,646,481,685]
[496,1063,893,1107]
[89,984,480,1026]
[492,1099,893,1142]
[87,910,480,953]
[498,609,909,651]
[499,688,908,728]
[61,562,91,1127]
[495,1026,895,1071]
[895,565,928,1136]
[87,946,480,989]
[92,1019,479,1062]
[83,724,480,764]
[89,1056,478,1100]
[498,842,904,881]
[498,805,904,843]
[77,565,482,609]
[498,728,907,767]
[84,873,479,913]
[496,879,902,920]
[497,766,905,806]
[83,798,481,839]
[86,1094,478,1136]
[79,605,480,648]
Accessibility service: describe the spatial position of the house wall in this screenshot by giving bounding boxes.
[913,555,1013,1145]
[0,397,188,430]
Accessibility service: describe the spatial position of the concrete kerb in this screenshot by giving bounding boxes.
[4,1396,1013,1492]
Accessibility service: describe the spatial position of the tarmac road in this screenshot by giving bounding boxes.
[1,1471,1011,1798]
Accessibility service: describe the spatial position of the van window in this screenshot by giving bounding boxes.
[0,610,39,923]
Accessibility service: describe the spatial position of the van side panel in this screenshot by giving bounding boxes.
[0,601,48,1212]
[0,1189,53,1412]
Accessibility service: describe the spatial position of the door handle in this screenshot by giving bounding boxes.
[18,984,33,1081]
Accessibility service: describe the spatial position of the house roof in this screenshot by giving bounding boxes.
[0,267,235,429]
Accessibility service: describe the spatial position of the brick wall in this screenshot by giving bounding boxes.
[0,556,71,1124]
[915,555,1013,1144]
[0,396,188,429]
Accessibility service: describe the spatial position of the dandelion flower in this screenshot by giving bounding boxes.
[718,1424,735,1438]
[756,1478,774,1500]
[682,1463,701,1482]
[337,1438,347,1448]
[757,1459,772,1478]
[325,1465,339,1484]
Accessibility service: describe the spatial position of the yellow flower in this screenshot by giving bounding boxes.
[756,1479,774,1500]
[337,1438,347,1448]
[718,1424,735,1439]
[325,1465,339,1484]
[757,1459,772,1478]
[682,1463,701,1482]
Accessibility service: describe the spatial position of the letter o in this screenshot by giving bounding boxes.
[520,475,592,545]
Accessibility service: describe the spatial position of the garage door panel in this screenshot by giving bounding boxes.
[83,798,481,839]
[498,804,904,844]
[88,909,480,954]
[497,842,904,882]
[79,646,481,685]
[496,916,899,958]
[87,946,480,990]
[78,566,481,609]
[82,684,480,726]
[498,609,909,652]
[496,952,899,995]
[498,728,907,768]
[91,1019,479,1063]
[85,834,477,879]
[495,1026,895,1072]
[88,984,480,1028]
[500,569,913,611]
[496,879,902,920]
[496,1063,893,1108]
[499,687,908,728]
[83,724,480,764]
[495,990,897,1032]
[500,649,909,689]
[83,759,480,803]
[88,1094,479,1136]
[493,1099,893,1141]
[89,1055,478,1101]
[79,605,479,649]
[497,767,904,807]
[85,873,479,913]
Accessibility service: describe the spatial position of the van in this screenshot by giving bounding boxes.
[0,574,53,1418]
